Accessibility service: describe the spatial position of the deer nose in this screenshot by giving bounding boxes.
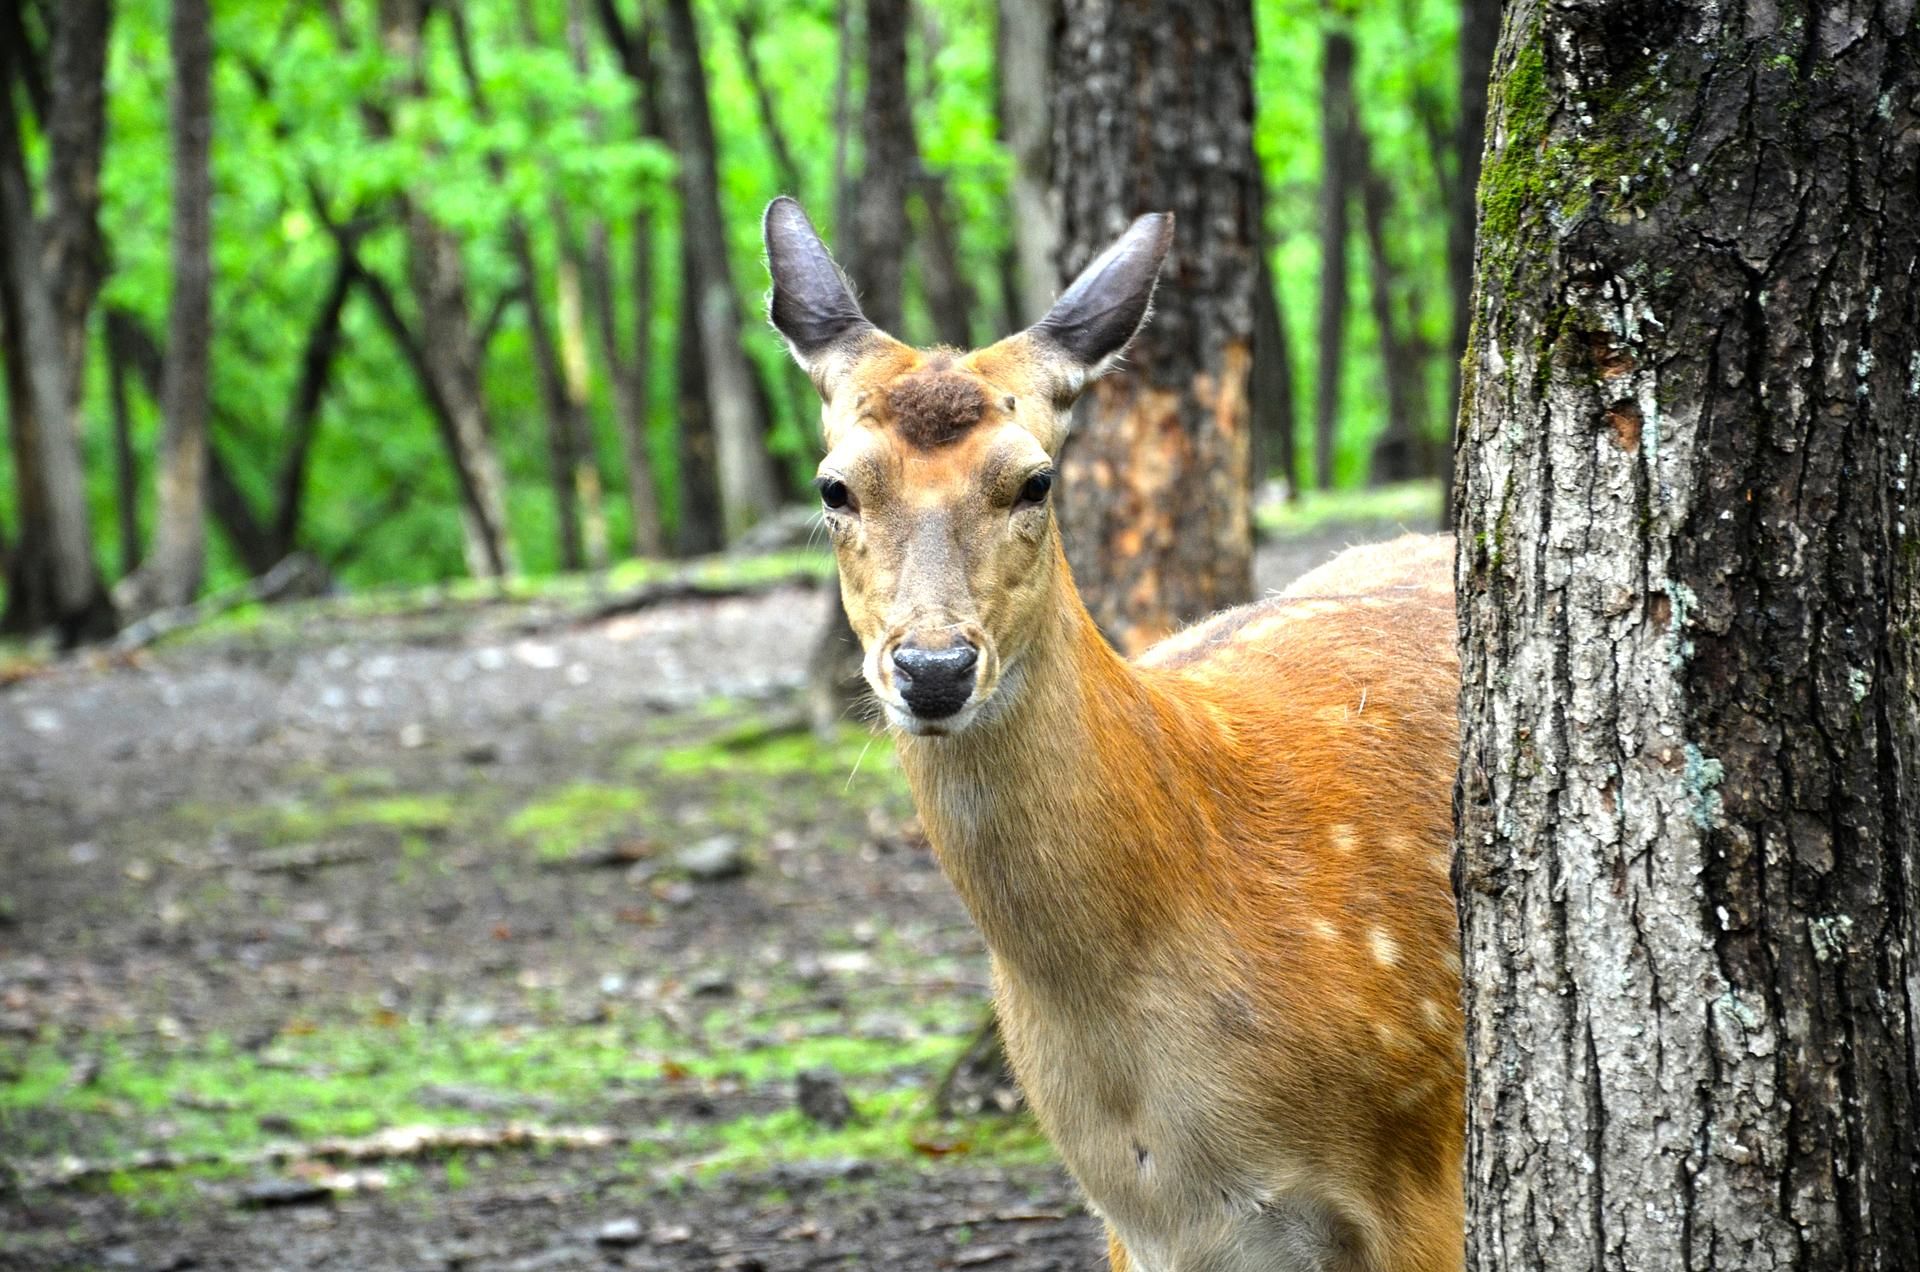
[891,641,979,719]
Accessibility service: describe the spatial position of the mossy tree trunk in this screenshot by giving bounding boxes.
[1455,2,1920,1268]
[1052,0,1258,653]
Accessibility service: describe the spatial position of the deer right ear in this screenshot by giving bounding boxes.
[1028,212,1174,387]
[764,197,875,393]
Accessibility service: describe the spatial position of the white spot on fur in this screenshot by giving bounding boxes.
[1369,929,1400,966]
[1311,919,1342,941]
[1328,824,1359,854]
[1421,999,1450,1031]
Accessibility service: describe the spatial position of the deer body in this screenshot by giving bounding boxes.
[762,199,1463,1271]
[902,536,1461,1272]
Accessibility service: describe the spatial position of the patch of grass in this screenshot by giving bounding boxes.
[685,1088,1053,1181]
[655,722,890,782]
[0,1015,1014,1184]
[504,782,652,861]
[1256,480,1443,538]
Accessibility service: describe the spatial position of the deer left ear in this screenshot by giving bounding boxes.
[764,197,876,392]
[1029,211,1174,382]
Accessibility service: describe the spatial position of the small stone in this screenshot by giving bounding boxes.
[795,1069,855,1129]
[594,1218,644,1248]
[674,835,747,881]
[460,741,500,765]
[237,1176,331,1208]
[688,968,736,998]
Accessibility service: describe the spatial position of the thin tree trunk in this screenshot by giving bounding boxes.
[135,0,216,611]
[269,246,354,554]
[1313,27,1354,492]
[1251,247,1295,496]
[1456,2,1920,1266]
[552,229,609,571]
[0,3,114,642]
[586,0,666,557]
[914,172,974,349]
[1441,0,1501,524]
[673,227,723,556]
[997,0,1058,326]
[106,320,141,577]
[849,0,911,331]
[1355,120,1427,484]
[377,0,515,578]
[659,0,777,541]
[831,0,857,244]
[1052,0,1257,651]
[730,4,803,197]
[44,0,111,420]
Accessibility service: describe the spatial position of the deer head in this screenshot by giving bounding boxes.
[764,197,1173,736]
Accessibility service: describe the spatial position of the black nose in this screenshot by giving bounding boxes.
[891,642,979,719]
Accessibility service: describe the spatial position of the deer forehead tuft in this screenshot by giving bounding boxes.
[881,369,990,450]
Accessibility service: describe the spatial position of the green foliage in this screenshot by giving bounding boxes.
[2,0,1468,600]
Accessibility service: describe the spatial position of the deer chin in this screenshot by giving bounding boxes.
[880,696,985,738]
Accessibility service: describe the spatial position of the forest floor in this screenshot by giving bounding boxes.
[0,487,1439,1272]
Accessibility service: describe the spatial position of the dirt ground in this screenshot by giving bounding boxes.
[1,525,1411,1272]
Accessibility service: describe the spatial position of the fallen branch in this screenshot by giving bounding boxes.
[15,1120,629,1190]
[571,569,824,628]
[112,553,330,652]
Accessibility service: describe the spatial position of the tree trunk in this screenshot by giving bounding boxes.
[1312,27,1354,492]
[849,0,911,332]
[1355,120,1428,484]
[586,0,666,558]
[997,0,1058,326]
[1051,0,1257,653]
[552,229,609,571]
[730,4,803,198]
[1441,0,1501,524]
[659,0,777,541]
[135,0,216,611]
[673,227,724,556]
[375,0,515,579]
[0,2,114,643]
[1250,246,1295,495]
[508,219,586,572]
[914,171,975,349]
[44,0,111,420]
[831,0,857,245]
[106,319,141,577]
[1455,3,1920,1268]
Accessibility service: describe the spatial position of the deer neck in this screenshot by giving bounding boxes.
[894,552,1217,1001]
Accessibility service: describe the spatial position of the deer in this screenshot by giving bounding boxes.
[762,196,1463,1272]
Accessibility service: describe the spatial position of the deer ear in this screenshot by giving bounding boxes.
[764,197,875,391]
[1029,212,1174,380]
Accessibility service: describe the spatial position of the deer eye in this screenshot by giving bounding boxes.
[1017,470,1055,508]
[815,476,853,512]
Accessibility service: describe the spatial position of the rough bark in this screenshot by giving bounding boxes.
[1052,0,1257,652]
[0,0,114,642]
[135,0,216,611]
[997,0,1059,326]
[1455,3,1920,1269]
[1313,27,1354,492]
[659,0,778,541]
[1441,0,1501,523]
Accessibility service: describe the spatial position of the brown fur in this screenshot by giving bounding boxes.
[883,368,990,449]
[810,334,1462,1272]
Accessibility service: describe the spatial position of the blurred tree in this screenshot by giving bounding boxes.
[1457,1,1919,1265]
[0,0,116,642]
[1441,0,1500,521]
[1356,110,1429,483]
[124,0,214,614]
[996,0,1058,327]
[373,0,517,578]
[1312,25,1354,493]
[589,0,668,557]
[660,0,778,540]
[1053,0,1259,652]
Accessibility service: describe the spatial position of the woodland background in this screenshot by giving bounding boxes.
[0,0,1477,625]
